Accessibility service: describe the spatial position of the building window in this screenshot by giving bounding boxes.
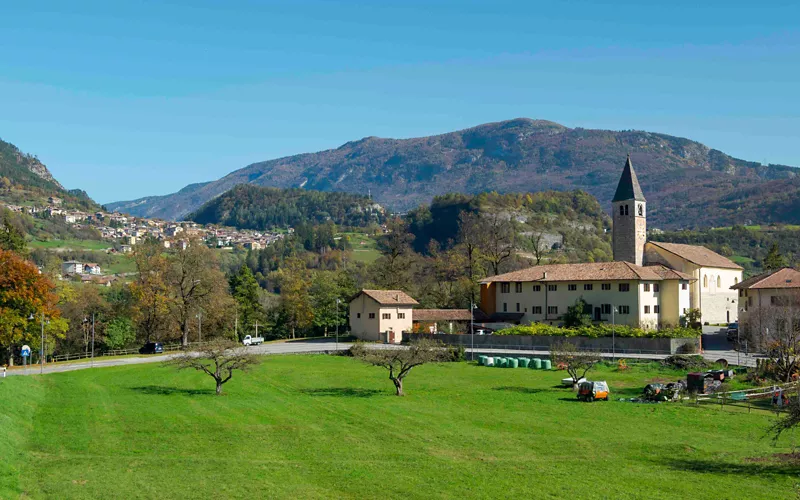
[382,313,391,320]
[515,282,522,293]
[717,276,722,288]
[501,283,510,293]
[734,277,739,285]
[644,305,650,314]
[532,306,542,314]
[568,284,577,291]
[619,283,630,292]
[643,283,650,292]
[654,284,660,293]
[682,282,688,290]
[703,275,708,288]
[547,306,558,315]
[619,205,624,216]
[625,204,629,216]
[584,284,593,291]
[357,313,361,319]
[654,305,660,314]
[516,303,520,312]
[397,313,405,319]
[369,313,375,319]
[638,204,643,216]
[601,304,611,314]
[533,285,541,292]
[548,285,557,292]
[602,283,611,291]
[618,305,630,314]
[748,297,753,307]
[503,303,507,312]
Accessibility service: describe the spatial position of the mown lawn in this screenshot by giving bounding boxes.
[27,239,111,251]
[1,357,798,499]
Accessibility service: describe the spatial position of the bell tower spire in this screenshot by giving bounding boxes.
[612,154,647,265]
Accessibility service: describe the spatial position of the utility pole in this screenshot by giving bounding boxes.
[612,306,617,361]
[234,310,238,341]
[196,311,202,343]
[252,321,259,338]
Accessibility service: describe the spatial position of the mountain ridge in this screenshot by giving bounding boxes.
[106,118,800,228]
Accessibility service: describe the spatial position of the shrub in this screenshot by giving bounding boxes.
[660,355,711,371]
[495,324,700,339]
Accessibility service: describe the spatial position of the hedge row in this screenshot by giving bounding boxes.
[494,323,700,339]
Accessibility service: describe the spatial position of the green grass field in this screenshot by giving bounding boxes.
[27,239,111,251]
[341,232,381,263]
[1,357,798,499]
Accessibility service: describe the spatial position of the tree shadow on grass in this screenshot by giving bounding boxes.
[493,386,544,395]
[660,457,800,477]
[130,385,214,396]
[299,387,384,398]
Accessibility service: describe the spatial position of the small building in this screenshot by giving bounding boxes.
[62,260,84,275]
[83,263,102,275]
[732,267,800,349]
[412,309,474,334]
[349,290,418,343]
[48,196,62,206]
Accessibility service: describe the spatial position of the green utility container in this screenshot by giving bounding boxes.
[532,358,542,369]
[497,358,507,368]
[479,355,487,366]
[542,359,552,370]
[508,358,519,368]
[485,357,494,366]
[519,358,530,368]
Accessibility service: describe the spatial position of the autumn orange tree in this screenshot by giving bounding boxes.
[0,249,67,365]
[131,240,171,343]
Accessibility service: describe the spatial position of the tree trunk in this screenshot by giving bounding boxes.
[182,321,189,346]
[393,377,404,396]
[291,326,296,339]
[216,379,223,395]
[324,326,328,337]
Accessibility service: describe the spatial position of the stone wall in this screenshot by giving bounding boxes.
[408,333,699,355]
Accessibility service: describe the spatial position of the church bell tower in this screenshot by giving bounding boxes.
[612,154,646,265]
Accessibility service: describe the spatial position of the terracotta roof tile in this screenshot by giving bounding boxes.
[358,289,419,306]
[482,261,692,283]
[413,309,473,321]
[731,268,800,290]
[647,241,742,270]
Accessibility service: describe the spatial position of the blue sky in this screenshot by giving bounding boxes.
[1,0,798,203]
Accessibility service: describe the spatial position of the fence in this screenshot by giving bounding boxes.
[693,381,800,413]
[49,342,209,363]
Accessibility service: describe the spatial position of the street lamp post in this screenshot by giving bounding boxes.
[470,302,475,362]
[91,313,95,368]
[30,313,46,374]
[335,298,340,353]
[196,311,202,343]
[612,306,617,361]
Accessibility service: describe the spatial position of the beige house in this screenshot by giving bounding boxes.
[644,242,742,324]
[732,267,800,349]
[349,290,417,343]
[480,261,692,328]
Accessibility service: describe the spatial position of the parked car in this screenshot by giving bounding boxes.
[726,323,739,342]
[242,335,264,346]
[139,342,163,354]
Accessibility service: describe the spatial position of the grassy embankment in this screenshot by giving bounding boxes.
[340,232,380,264]
[0,357,797,499]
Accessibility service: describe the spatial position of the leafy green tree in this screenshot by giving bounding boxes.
[229,265,266,340]
[763,243,787,271]
[275,258,314,339]
[104,317,135,350]
[563,298,592,328]
[310,271,345,337]
[0,215,25,254]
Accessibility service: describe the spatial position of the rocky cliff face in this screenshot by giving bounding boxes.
[107,118,800,228]
[0,138,64,190]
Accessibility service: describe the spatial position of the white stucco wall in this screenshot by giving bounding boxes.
[494,279,685,328]
[348,294,413,342]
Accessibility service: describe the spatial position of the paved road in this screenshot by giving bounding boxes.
[4,329,762,377]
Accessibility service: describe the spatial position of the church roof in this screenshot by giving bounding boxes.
[731,267,800,290]
[482,261,693,283]
[612,155,646,202]
[646,241,743,270]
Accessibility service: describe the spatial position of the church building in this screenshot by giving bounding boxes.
[480,155,742,327]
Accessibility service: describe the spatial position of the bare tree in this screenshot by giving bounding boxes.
[457,211,486,304]
[167,339,261,395]
[479,212,515,276]
[528,231,546,266]
[350,339,451,396]
[550,340,600,389]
